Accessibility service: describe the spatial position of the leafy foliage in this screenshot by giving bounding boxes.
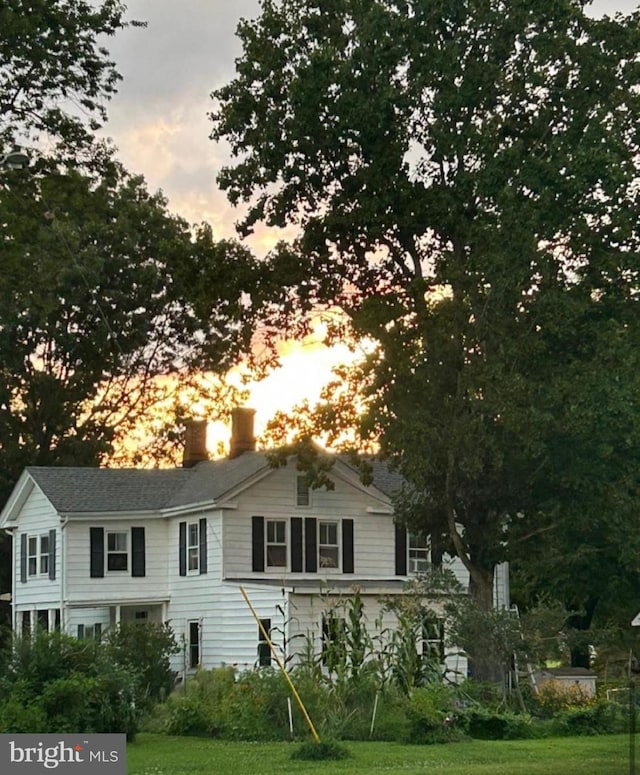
[0,159,262,500]
[102,621,180,707]
[213,0,640,650]
[0,630,139,736]
[0,0,134,155]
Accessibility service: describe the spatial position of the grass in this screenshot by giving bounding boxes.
[126,733,634,775]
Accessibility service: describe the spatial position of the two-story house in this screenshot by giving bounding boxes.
[0,408,509,679]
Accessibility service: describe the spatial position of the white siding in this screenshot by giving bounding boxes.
[288,591,468,681]
[223,465,396,580]
[65,518,170,604]
[13,486,61,612]
[166,511,223,675]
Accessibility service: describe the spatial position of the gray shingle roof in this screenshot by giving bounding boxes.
[25,451,399,515]
[26,467,193,513]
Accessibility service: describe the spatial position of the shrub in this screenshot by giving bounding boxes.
[102,622,179,708]
[404,684,464,744]
[0,630,140,737]
[164,667,236,736]
[222,668,292,741]
[459,707,537,740]
[550,700,624,736]
[533,679,597,718]
[290,740,351,760]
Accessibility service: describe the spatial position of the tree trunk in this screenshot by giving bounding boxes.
[468,566,495,613]
[466,564,505,683]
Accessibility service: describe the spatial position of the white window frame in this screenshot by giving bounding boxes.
[188,620,201,668]
[26,533,51,577]
[39,534,50,575]
[187,522,200,572]
[77,622,103,641]
[296,475,310,507]
[266,519,287,568]
[257,618,271,667]
[27,535,38,576]
[409,533,429,575]
[107,531,128,572]
[422,617,445,664]
[318,521,340,570]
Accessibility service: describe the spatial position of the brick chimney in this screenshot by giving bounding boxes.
[229,407,256,459]
[182,419,209,468]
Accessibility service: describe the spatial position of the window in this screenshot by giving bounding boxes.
[189,621,200,668]
[26,533,52,576]
[188,522,199,572]
[39,535,49,575]
[257,618,271,667]
[296,476,310,506]
[319,521,339,569]
[266,520,287,567]
[77,623,102,641]
[409,533,429,574]
[134,610,148,622]
[28,536,38,576]
[422,618,445,664]
[107,532,128,571]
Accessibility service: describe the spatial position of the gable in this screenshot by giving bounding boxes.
[0,470,39,528]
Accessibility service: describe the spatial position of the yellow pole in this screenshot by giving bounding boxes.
[239,585,321,743]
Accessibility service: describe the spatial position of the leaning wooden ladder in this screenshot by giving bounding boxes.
[510,604,538,705]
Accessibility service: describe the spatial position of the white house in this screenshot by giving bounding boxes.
[0,408,509,679]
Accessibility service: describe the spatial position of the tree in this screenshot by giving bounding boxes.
[0,158,264,613]
[212,0,640,656]
[0,0,132,156]
[0,157,264,496]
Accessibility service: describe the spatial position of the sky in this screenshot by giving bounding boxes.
[97,0,640,438]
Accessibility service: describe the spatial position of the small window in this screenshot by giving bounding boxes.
[266,520,287,567]
[296,476,310,506]
[135,610,148,621]
[39,534,50,575]
[107,532,128,571]
[77,623,102,641]
[409,533,429,574]
[188,523,199,572]
[257,618,271,667]
[189,621,200,668]
[28,536,38,576]
[422,618,445,664]
[319,521,339,569]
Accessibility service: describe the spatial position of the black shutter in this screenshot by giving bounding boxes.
[395,524,407,576]
[199,518,207,574]
[342,519,354,574]
[290,517,303,572]
[179,522,187,577]
[252,516,265,572]
[131,527,146,577]
[20,534,27,583]
[90,527,104,578]
[304,517,317,573]
[49,529,56,581]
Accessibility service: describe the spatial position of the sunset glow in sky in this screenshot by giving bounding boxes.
[98,0,639,448]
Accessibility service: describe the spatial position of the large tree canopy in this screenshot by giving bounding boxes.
[0,157,264,500]
[0,0,131,154]
[212,0,640,646]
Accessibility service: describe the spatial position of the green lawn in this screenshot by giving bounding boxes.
[126,734,634,775]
